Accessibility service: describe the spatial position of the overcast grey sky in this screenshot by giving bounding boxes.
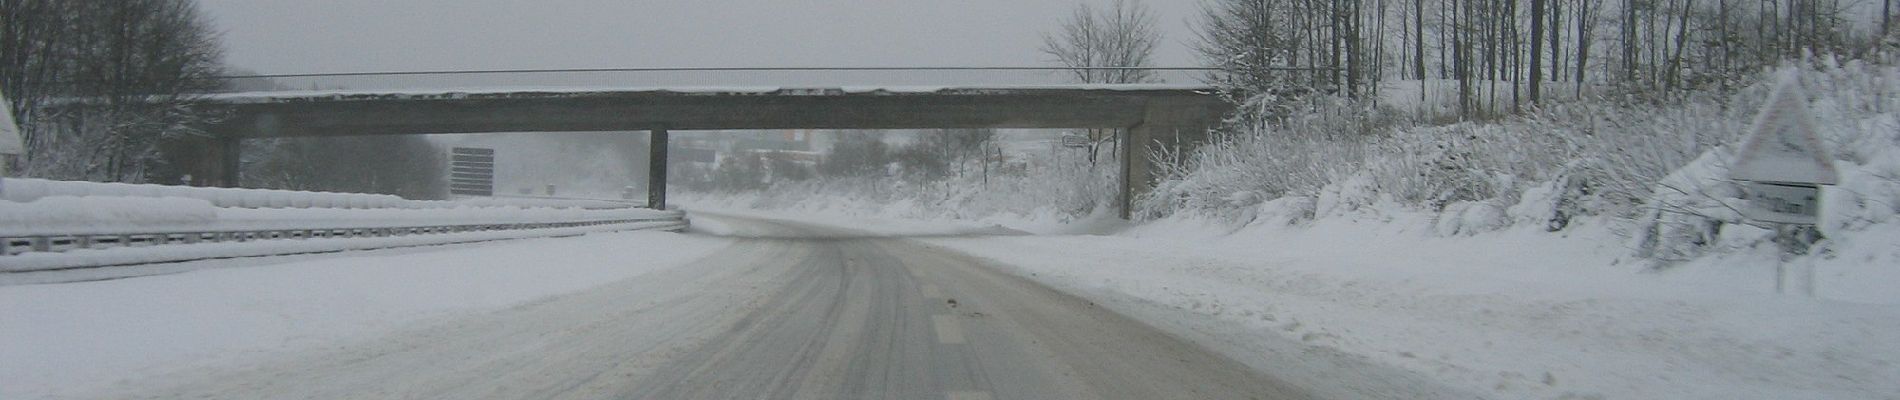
[200,0,1207,76]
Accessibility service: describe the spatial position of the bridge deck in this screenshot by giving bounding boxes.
[171,84,1231,218]
[198,85,1227,137]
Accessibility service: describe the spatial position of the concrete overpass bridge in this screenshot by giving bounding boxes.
[175,85,1233,218]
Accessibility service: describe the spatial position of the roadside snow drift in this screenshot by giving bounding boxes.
[0,230,730,399]
[922,212,1900,400]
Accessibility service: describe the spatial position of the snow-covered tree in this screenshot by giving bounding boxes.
[0,0,225,183]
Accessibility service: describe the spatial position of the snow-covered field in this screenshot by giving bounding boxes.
[0,230,730,399]
[687,203,1900,399]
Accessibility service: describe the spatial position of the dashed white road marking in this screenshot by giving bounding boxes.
[946,390,993,400]
[920,284,946,299]
[931,314,966,344]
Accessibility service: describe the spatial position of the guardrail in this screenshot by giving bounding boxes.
[0,211,687,272]
[1,178,687,271]
[2,213,685,256]
[0,178,639,210]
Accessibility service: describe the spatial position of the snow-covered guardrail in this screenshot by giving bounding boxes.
[0,178,638,210]
[0,184,686,272]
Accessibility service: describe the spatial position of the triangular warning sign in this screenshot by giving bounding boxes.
[1729,71,1838,185]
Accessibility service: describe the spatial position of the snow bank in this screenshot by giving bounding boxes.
[914,210,1900,399]
[0,230,731,399]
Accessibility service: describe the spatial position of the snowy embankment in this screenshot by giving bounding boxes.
[914,209,1900,400]
[0,230,731,399]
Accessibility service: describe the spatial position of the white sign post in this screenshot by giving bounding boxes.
[0,91,25,196]
[1728,71,1838,296]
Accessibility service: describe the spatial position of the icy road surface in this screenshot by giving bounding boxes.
[85,214,1307,399]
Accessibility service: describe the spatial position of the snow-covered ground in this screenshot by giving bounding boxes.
[0,230,730,399]
[689,203,1900,399]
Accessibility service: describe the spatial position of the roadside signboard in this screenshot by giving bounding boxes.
[448,147,495,197]
[1729,73,1837,226]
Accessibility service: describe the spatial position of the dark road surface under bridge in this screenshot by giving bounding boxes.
[121,214,1311,400]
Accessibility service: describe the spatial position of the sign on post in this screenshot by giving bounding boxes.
[448,147,495,197]
[1728,72,1838,226]
[1729,71,1837,297]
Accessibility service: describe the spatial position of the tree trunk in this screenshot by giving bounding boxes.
[1530,0,1545,104]
[1416,0,1428,105]
[1623,0,1639,83]
[1665,0,1695,90]
[1551,0,1563,84]
[1456,0,1471,118]
[1575,0,1593,96]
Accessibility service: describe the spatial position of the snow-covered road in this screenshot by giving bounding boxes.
[7,213,1338,399]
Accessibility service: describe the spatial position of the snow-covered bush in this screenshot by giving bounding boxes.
[1144,53,1900,262]
[1433,200,1508,236]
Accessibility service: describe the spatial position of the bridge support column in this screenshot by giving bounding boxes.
[156,135,241,187]
[216,137,241,187]
[1120,102,1222,220]
[648,126,669,210]
[1119,126,1149,220]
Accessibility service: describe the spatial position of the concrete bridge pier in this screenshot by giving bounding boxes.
[157,135,241,187]
[215,137,240,187]
[1120,102,1219,220]
[648,126,669,210]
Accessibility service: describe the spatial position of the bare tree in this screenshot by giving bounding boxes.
[1041,0,1162,85]
[1196,0,1301,97]
[0,0,225,183]
[1042,0,1161,167]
